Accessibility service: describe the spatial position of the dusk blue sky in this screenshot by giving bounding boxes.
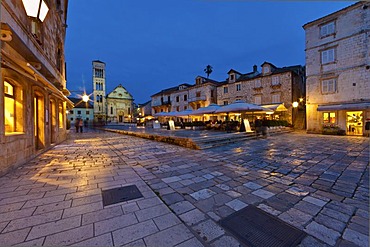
[65,1,354,104]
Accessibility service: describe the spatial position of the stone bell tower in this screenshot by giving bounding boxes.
[92,60,106,121]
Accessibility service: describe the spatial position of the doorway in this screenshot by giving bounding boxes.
[50,100,56,143]
[346,111,363,136]
[34,95,45,150]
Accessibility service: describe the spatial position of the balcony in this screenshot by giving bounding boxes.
[188,96,206,103]
[152,100,172,107]
[270,83,281,89]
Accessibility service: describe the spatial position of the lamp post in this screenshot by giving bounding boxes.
[292,101,299,129]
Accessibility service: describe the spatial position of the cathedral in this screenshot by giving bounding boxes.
[92,60,134,123]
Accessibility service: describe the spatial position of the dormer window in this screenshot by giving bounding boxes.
[230,74,235,81]
[320,21,335,38]
[196,78,203,85]
[263,66,270,74]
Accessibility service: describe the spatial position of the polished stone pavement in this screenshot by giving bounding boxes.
[0,128,368,246]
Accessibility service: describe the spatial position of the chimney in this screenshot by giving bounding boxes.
[253,65,258,72]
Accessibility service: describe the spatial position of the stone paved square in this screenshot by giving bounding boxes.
[0,130,367,247]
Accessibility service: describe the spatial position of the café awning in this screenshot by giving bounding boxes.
[261,103,288,112]
[317,102,370,111]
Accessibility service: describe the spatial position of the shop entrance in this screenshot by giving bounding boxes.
[346,111,363,136]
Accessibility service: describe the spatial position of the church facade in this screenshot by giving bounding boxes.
[106,85,134,123]
[92,60,134,123]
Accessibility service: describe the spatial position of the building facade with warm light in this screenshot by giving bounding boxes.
[217,63,305,126]
[188,76,218,109]
[151,77,221,122]
[151,84,191,115]
[106,84,134,123]
[303,2,370,136]
[92,61,134,123]
[0,0,72,174]
[67,97,94,126]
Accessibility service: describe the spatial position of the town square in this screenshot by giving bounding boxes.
[0,0,369,246]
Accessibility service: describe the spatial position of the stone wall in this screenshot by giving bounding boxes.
[0,0,69,174]
[304,2,370,133]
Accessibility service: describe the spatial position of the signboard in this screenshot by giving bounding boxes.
[153,120,161,129]
[243,119,253,132]
[168,120,175,130]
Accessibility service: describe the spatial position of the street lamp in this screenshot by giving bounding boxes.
[292,101,299,108]
[22,0,49,22]
[82,94,89,103]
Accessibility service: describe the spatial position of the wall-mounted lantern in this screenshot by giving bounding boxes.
[22,0,49,22]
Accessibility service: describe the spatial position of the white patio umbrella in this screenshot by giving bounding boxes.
[154,111,177,117]
[191,104,221,115]
[214,100,267,113]
[172,109,194,117]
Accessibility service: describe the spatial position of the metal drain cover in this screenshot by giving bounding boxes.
[102,185,143,206]
[220,205,306,247]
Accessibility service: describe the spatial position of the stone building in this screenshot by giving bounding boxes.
[188,76,218,110]
[106,84,134,123]
[136,100,152,124]
[67,97,94,126]
[217,63,305,125]
[151,76,220,121]
[0,0,71,174]
[92,61,134,123]
[151,84,192,115]
[303,1,370,135]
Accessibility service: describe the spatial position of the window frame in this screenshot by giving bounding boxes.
[320,21,335,38]
[321,48,335,64]
[271,76,280,86]
[223,86,228,94]
[271,93,280,103]
[321,78,337,94]
[254,79,261,88]
[323,112,336,124]
[236,84,241,91]
[255,95,262,105]
[4,80,24,134]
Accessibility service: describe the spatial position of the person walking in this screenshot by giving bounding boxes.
[79,118,84,133]
[255,117,262,136]
[75,118,80,133]
[261,117,269,138]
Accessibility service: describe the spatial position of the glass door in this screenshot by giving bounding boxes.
[346,111,363,136]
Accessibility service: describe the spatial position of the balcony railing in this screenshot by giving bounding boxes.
[152,101,172,107]
[188,96,206,103]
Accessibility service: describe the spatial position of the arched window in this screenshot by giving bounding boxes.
[4,80,24,133]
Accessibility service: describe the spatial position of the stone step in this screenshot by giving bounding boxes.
[195,128,293,149]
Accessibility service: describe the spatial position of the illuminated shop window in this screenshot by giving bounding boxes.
[323,112,336,124]
[4,80,23,133]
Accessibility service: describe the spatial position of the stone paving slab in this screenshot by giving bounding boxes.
[0,129,368,246]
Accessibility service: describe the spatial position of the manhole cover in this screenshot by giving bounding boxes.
[219,205,306,247]
[102,185,143,206]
